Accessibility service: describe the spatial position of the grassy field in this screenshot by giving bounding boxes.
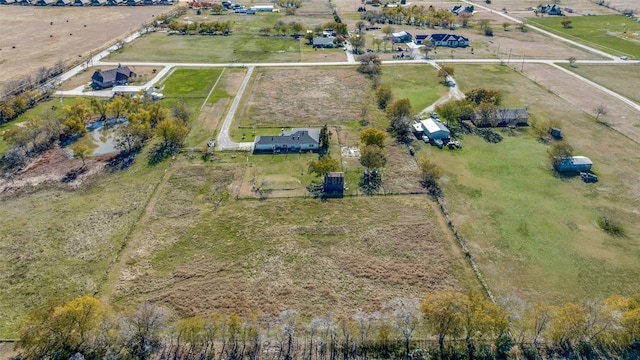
[160,68,223,113]
[416,64,640,304]
[0,155,170,338]
[106,156,479,319]
[527,15,640,58]
[560,64,640,104]
[380,65,449,114]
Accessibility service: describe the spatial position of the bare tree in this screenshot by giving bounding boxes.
[120,302,166,360]
[594,104,608,121]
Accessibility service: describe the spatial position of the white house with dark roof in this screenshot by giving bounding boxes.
[312,37,335,48]
[424,34,469,48]
[254,128,320,153]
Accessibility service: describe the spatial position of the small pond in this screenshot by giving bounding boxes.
[77,118,127,156]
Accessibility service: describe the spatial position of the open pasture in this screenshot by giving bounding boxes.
[107,158,479,319]
[419,64,640,304]
[527,15,640,58]
[0,5,170,92]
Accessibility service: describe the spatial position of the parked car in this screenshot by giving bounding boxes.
[620,56,629,61]
[422,135,429,143]
[433,139,444,148]
[430,111,439,119]
[580,172,598,183]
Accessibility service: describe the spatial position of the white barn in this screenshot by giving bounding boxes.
[413,118,450,140]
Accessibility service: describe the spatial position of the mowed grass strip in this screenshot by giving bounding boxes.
[418,64,640,305]
[527,15,640,58]
[559,64,640,104]
[109,159,479,318]
[160,68,223,118]
[0,156,170,338]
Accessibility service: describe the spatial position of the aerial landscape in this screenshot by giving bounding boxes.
[0,0,639,358]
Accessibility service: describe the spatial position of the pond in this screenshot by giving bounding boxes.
[77,118,127,156]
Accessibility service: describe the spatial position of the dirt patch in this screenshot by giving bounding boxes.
[236,67,369,127]
[0,146,107,194]
[0,6,175,92]
[0,342,17,359]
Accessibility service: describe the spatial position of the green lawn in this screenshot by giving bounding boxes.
[527,15,640,58]
[160,68,223,113]
[107,32,302,63]
[380,64,450,114]
[414,64,640,305]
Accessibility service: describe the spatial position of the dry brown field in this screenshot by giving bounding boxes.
[235,67,370,128]
[105,158,480,319]
[0,5,174,92]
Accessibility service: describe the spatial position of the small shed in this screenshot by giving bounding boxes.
[323,172,344,197]
[554,156,592,173]
[391,31,413,43]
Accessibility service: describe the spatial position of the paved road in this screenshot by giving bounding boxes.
[216,66,255,151]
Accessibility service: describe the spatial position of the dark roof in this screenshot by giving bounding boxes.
[428,33,469,42]
[497,108,529,121]
[255,129,320,147]
[92,66,136,85]
[313,37,335,46]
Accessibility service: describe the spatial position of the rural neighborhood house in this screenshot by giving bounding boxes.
[91,66,136,89]
[254,128,320,153]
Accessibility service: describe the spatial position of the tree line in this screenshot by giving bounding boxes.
[168,20,233,35]
[360,5,458,28]
[12,291,640,360]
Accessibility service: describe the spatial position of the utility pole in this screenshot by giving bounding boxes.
[507,48,512,64]
[521,54,525,71]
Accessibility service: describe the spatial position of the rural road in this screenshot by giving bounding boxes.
[216,66,255,151]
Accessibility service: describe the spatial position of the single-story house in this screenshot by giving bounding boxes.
[254,128,320,153]
[35,0,55,5]
[90,0,108,5]
[451,5,474,15]
[91,66,136,89]
[73,0,90,5]
[412,118,450,140]
[537,4,562,15]
[251,4,273,11]
[554,156,592,173]
[313,37,335,48]
[107,0,124,5]
[391,31,413,43]
[1,0,17,4]
[55,0,71,5]
[425,34,469,47]
[471,108,529,127]
[323,172,345,197]
[126,0,141,5]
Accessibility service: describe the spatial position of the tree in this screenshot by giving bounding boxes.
[561,18,572,28]
[382,25,394,52]
[120,302,165,360]
[16,296,106,360]
[422,292,467,357]
[360,144,386,169]
[355,20,366,33]
[155,118,188,150]
[360,128,386,148]
[386,98,412,142]
[372,38,383,52]
[502,22,510,31]
[72,143,91,167]
[459,12,472,27]
[568,56,577,67]
[172,101,192,125]
[435,99,474,128]
[594,104,607,121]
[420,39,434,59]
[375,83,393,110]
[475,102,498,127]
[349,34,365,55]
[308,155,339,176]
[358,53,381,77]
[465,87,502,105]
[418,157,442,195]
[462,291,508,356]
[484,26,494,36]
[438,65,455,83]
[391,299,420,359]
[548,140,574,167]
[106,95,128,120]
[319,124,331,150]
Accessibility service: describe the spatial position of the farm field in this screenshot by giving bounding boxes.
[419,64,640,304]
[527,15,640,58]
[105,156,480,320]
[0,5,171,92]
[560,63,640,104]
